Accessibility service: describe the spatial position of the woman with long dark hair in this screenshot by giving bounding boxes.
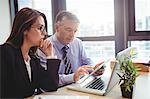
[0,7,61,98]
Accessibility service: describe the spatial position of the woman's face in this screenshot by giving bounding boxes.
[24,16,46,47]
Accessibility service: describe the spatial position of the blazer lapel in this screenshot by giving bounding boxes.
[16,48,31,84]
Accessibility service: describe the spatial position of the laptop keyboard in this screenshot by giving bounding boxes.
[85,77,104,90]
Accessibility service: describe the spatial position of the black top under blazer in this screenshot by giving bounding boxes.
[0,43,61,98]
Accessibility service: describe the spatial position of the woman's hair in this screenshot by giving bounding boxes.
[6,7,47,53]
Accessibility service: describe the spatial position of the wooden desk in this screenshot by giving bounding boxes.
[28,70,150,99]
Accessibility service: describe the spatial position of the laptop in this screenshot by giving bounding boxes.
[66,47,135,96]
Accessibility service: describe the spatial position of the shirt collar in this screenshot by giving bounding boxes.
[53,34,70,50]
[24,55,31,66]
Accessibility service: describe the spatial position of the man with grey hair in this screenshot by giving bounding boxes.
[38,11,96,86]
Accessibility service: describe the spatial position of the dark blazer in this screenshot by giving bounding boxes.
[0,43,61,98]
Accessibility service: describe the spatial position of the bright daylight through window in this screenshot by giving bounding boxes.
[66,0,115,63]
[18,0,53,35]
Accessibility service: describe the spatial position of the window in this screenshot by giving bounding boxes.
[129,0,150,37]
[83,41,115,63]
[18,0,53,35]
[135,0,150,31]
[12,0,149,62]
[129,41,150,60]
[66,0,115,63]
[128,0,150,60]
[66,0,114,37]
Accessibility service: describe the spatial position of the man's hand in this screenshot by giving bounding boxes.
[73,62,105,82]
[73,66,94,81]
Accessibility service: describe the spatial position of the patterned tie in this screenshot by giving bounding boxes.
[62,45,73,74]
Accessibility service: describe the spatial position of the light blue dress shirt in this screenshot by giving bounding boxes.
[38,34,93,86]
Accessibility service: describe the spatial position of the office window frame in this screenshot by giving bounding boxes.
[128,0,150,40]
[63,0,115,42]
[65,0,117,61]
[9,0,149,57]
[9,0,18,25]
[9,0,125,56]
[11,0,67,33]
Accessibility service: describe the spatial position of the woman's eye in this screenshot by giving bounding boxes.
[38,26,43,31]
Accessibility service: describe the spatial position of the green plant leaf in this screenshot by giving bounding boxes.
[126,86,131,92]
[117,48,139,90]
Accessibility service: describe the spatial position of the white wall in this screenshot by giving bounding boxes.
[0,0,11,44]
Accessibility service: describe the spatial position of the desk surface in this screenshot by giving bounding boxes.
[28,70,150,99]
[132,72,150,99]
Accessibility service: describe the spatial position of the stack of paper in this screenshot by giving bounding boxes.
[33,95,89,99]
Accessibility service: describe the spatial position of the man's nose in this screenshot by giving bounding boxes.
[70,30,76,35]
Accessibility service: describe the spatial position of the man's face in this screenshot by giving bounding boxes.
[56,18,79,45]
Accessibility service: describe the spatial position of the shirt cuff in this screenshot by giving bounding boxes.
[59,73,75,86]
[64,73,75,83]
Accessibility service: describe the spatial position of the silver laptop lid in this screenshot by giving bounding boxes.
[104,47,136,95]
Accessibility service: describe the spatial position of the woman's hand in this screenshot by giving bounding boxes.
[39,39,54,57]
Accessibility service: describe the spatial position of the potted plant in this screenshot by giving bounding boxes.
[117,49,139,98]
